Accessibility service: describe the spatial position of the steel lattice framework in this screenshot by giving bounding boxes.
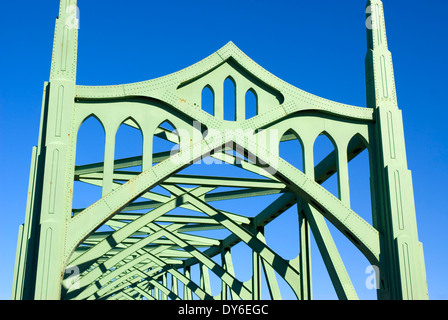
[12,0,428,300]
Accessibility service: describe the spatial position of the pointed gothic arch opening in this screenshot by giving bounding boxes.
[201,85,214,116]
[72,115,105,216]
[153,120,180,166]
[314,132,338,198]
[245,88,258,120]
[279,129,304,172]
[114,118,143,173]
[223,77,236,121]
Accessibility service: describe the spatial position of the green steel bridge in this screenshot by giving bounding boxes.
[11,0,428,300]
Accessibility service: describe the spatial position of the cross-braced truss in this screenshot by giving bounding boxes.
[63,122,368,300]
[11,0,429,300]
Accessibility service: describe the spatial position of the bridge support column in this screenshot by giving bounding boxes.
[366,0,428,300]
[20,0,79,300]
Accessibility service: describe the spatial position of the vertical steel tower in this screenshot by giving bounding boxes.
[12,0,428,300]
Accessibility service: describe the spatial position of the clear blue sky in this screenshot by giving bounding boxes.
[1,0,447,300]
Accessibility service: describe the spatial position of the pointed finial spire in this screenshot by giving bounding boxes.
[365,0,397,108]
[49,0,79,82]
[366,0,389,51]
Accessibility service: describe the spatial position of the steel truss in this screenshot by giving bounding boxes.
[12,0,428,300]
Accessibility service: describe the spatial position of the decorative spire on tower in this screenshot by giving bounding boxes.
[50,0,79,82]
[365,0,398,108]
